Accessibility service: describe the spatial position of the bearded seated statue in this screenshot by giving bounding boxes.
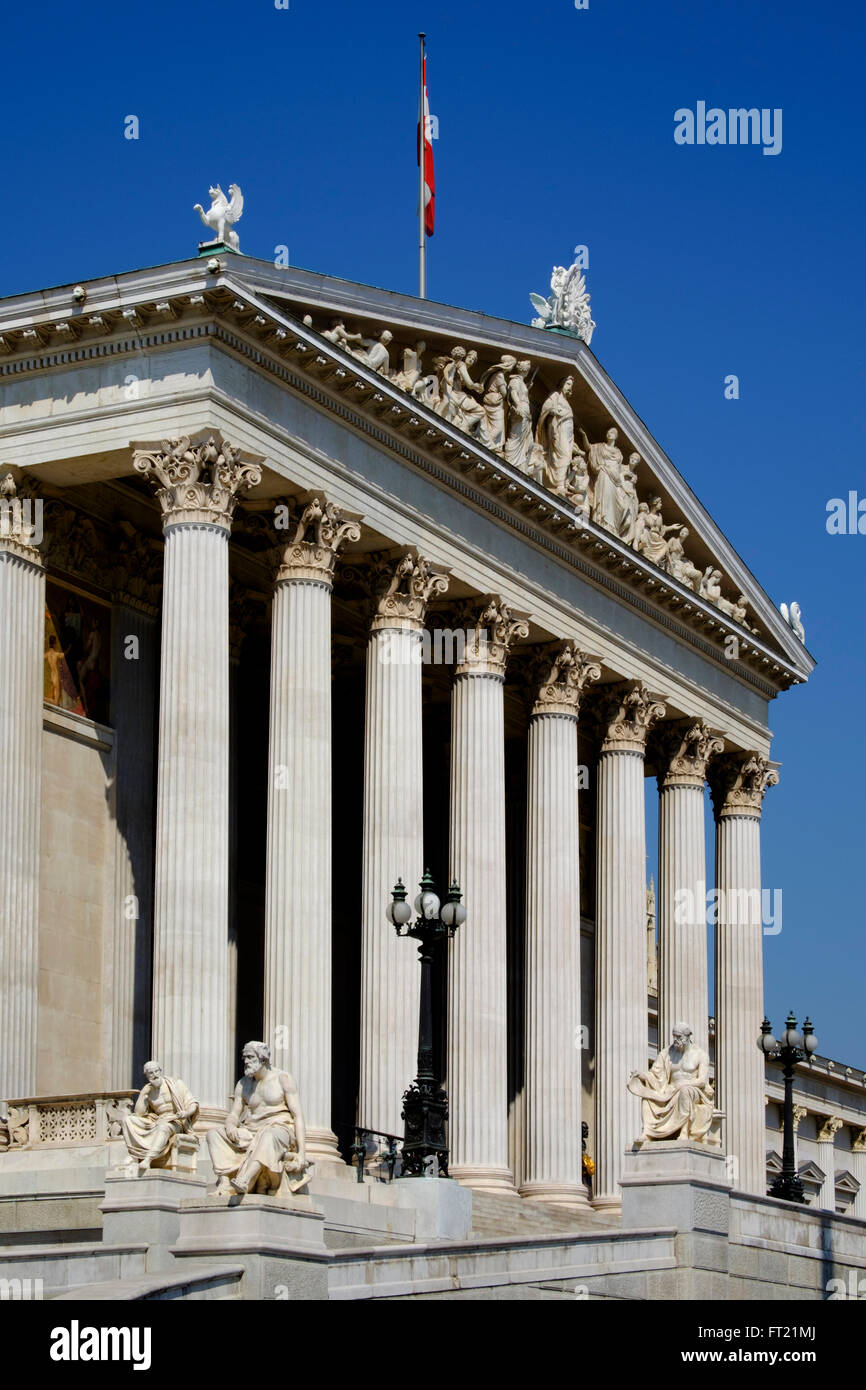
[206,1041,315,1196]
[627,1023,722,1147]
[121,1061,199,1175]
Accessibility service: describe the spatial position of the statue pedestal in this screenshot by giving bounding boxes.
[197,240,241,258]
[620,1142,731,1235]
[172,1193,328,1299]
[101,1170,208,1272]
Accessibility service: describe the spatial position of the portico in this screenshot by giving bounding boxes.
[0,252,815,1211]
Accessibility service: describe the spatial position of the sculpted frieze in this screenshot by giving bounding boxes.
[301,311,752,629]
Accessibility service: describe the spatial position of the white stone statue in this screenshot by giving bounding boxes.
[565,445,592,516]
[206,1041,313,1196]
[532,376,576,492]
[530,254,596,344]
[322,318,364,351]
[663,525,703,590]
[194,183,244,251]
[633,495,682,567]
[580,426,628,533]
[436,347,486,434]
[780,601,805,642]
[392,340,426,392]
[628,1024,721,1146]
[477,356,516,452]
[121,1061,199,1174]
[699,566,723,603]
[502,360,534,472]
[717,591,750,625]
[354,329,393,376]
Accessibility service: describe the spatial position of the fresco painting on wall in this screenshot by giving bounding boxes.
[44,580,111,726]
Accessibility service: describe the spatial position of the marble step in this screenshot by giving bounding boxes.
[468,1191,618,1238]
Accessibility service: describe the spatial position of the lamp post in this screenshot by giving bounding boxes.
[387,870,465,1176]
[758,1011,818,1204]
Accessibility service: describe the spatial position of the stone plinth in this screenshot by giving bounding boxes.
[101,1169,209,1272]
[173,1192,328,1299]
[621,1142,731,1234]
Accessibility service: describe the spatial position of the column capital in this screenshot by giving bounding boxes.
[275,496,362,587]
[370,549,450,632]
[133,435,262,531]
[817,1115,844,1144]
[0,474,43,566]
[595,681,666,754]
[708,751,779,820]
[656,719,725,790]
[455,596,529,678]
[853,1127,866,1153]
[792,1104,808,1131]
[529,641,600,718]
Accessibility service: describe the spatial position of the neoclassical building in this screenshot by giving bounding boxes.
[3,246,863,1258]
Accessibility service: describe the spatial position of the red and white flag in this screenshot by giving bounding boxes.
[418,54,435,237]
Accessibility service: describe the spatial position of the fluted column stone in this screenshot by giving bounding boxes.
[359,552,448,1137]
[656,721,723,1056]
[593,682,665,1209]
[0,477,45,1097]
[134,436,261,1110]
[521,644,599,1206]
[709,751,778,1196]
[448,599,527,1193]
[264,498,360,1165]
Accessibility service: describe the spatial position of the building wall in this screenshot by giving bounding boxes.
[36,710,114,1094]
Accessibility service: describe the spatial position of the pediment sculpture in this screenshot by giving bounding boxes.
[303,311,753,629]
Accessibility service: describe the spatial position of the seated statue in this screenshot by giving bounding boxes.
[207,1041,313,1196]
[121,1060,199,1174]
[627,1023,721,1146]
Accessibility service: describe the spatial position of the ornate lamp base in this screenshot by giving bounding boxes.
[400,1081,449,1177]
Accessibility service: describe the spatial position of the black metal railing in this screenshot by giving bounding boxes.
[351,1127,402,1183]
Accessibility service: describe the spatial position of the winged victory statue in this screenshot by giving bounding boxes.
[530,252,596,345]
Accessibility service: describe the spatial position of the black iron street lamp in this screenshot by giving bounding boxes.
[387,870,465,1177]
[758,1011,818,1204]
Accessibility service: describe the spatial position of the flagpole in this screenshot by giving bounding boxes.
[418,32,426,299]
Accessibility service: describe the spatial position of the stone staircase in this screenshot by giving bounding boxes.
[469,1191,619,1239]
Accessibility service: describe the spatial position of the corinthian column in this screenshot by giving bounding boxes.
[359,552,448,1137]
[656,721,723,1056]
[593,682,665,1209]
[521,644,599,1206]
[133,436,261,1110]
[0,477,44,1097]
[264,497,360,1165]
[708,751,778,1196]
[448,599,528,1192]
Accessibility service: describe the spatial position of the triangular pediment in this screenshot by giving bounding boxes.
[232,259,812,684]
[0,254,814,692]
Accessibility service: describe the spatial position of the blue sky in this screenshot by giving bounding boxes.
[3,0,864,1062]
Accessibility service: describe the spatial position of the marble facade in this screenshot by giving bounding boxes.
[1,252,848,1226]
